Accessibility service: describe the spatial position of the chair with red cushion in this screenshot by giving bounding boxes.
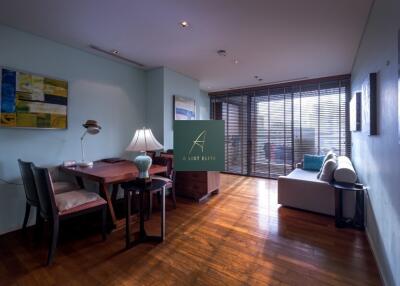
[31,164,107,265]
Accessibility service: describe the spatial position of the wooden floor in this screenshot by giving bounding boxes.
[0,174,381,286]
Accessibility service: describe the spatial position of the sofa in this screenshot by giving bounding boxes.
[278,156,356,216]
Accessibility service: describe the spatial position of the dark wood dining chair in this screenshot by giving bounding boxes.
[18,159,41,232]
[147,156,176,219]
[147,151,156,159]
[31,165,108,266]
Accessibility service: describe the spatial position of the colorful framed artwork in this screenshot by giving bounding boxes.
[174,95,195,120]
[350,92,361,132]
[0,67,68,129]
[361,73,377,136]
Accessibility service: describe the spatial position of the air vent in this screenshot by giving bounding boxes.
[89,45,145,68]
[226,77,309,91]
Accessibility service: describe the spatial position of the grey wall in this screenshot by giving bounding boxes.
[351,0,400,285]
[0,25,146,234]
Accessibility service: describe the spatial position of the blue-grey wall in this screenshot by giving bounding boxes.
[163,68,210,149]
[145,67,164,144]
[144,67,210,149]
[351,0,400,285]
[0,25,146,234]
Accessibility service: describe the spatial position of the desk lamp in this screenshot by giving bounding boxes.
[78,120,101,167]
[126,127,163,178]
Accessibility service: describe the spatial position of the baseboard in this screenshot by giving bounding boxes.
[365,226,389,286]
[364,189,396,286]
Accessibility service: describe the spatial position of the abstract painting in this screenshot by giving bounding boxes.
[174,95,195,120]
[0,67,68,129]
[361,73,377,136]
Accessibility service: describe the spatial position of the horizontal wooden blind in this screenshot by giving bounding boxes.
[210,76,350,179]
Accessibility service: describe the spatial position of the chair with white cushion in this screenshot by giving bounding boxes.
[31,164,107,266]
[147,156,176,219]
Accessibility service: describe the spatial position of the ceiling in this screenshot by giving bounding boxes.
[0,0,372,92]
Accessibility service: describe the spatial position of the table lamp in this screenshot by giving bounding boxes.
[78,120,101,167]
[126,127,163,178]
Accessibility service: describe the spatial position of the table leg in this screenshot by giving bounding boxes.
[139,190,146,239]
[111,184,119,206]
[334,188,344,227]
[99,183,117,228]
[353,189,365,230]
[125,189,131,249]
[161,186,165,240]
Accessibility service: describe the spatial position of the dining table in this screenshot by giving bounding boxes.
[60,160,167,228]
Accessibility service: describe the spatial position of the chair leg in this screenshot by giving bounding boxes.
[101,206,107,241]
[171,187,177,209]
[22,203,31,231]
[34,208,43,242]
[47,218,59,266]
[148,192,153,220]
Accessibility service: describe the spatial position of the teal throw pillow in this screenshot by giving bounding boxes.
[303,154,325,171]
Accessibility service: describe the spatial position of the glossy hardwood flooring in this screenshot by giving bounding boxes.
[0,174,381,286]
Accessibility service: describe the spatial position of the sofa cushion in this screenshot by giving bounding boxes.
[319,158,337,182]
[303,154,325,171]
[334,156,357,183]
[286,168,323,184]
[55,190,100,212]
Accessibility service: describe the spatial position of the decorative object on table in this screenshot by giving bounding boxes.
[0,67,68,129]
[126,127,163,178]
[78,120,101,167]
[173,95,195,120]
[350,92,361,132]
[361,73,377,136]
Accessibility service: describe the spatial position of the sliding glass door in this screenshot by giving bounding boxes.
[210,77,350,179]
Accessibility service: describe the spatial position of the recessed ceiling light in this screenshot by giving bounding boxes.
[254,76,258,79]
[111,50,119,54]
[217,50,227,57]
[234,59,239,64]
[180,21,189,28]
[258,78,263,82]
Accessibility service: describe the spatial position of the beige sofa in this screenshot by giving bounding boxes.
[278,165,355,216]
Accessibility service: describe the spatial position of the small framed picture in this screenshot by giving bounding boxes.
[350,92,361,132]
[174,95,196,120]
[361,73,377,136]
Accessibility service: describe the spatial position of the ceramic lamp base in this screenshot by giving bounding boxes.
[134,154,152,178]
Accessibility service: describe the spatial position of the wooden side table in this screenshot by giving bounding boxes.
[331,182,366,230]
[121,178,167,249]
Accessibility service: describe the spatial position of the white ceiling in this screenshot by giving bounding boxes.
[0,0,372,92]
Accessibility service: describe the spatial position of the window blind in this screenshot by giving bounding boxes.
[210,76,350,179]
